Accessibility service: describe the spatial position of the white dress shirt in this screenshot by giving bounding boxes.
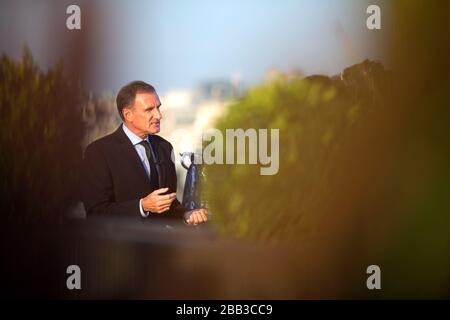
[122,123,157,218]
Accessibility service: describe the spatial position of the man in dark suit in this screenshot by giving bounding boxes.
[81,81,208,225]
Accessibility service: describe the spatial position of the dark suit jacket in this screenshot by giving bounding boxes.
[81,124,186,219]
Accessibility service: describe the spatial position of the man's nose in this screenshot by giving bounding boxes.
[153,108,162,120]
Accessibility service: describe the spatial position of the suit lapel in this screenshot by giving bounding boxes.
[114,125,152,186]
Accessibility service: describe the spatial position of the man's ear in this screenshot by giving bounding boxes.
[122,107,132,121]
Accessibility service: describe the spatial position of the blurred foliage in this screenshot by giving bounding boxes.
[206,0,450,298]
[378,0,450,298]
[206,59,390,241]
[0,47,85,223]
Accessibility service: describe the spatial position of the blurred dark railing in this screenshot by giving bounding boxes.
[1,216,360,299]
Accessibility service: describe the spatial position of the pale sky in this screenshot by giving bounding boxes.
[0,0,389,94]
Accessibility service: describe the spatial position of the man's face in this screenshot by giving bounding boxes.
[124,91,162,137]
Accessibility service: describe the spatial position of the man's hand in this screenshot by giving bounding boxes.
[141,187,177,214]
[184,208,208,226]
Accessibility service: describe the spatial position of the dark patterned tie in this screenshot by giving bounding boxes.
[139,139,160,191]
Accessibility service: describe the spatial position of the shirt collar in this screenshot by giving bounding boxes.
[122,123,148,145]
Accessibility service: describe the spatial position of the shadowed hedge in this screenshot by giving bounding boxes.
[0,48,85,223]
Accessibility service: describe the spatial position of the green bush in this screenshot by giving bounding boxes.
[0,47,85,223]
[206,60,389,241]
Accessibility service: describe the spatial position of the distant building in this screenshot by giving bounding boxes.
[159,79,241,199]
